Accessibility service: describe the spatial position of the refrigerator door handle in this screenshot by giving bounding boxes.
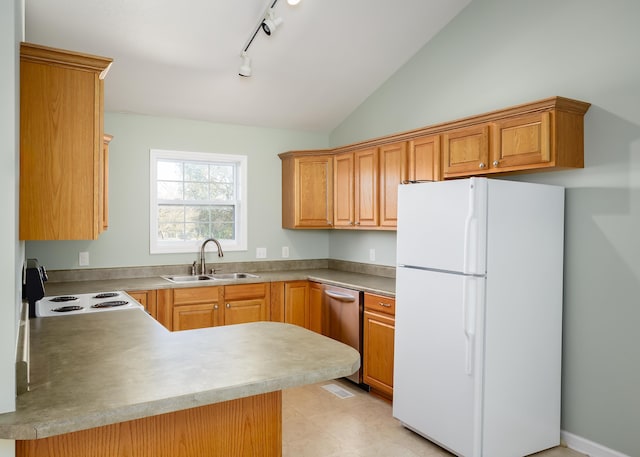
[463,179,478,275]
[462,276,477,376]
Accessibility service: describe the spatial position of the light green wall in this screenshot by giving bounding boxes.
[330,0,640,455]
[26,113,331,269]
[1,0,22,455]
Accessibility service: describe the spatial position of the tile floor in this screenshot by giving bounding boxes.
[282,379,586,457]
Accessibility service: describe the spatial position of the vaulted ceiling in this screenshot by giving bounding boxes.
[25,0,472,131]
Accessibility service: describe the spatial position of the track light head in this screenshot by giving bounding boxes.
[261,8,283,36]
[238,51,252,77]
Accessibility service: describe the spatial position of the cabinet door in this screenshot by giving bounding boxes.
[171,286,223,331]
[443,124,490,178]
[333,152,355,227]
[174,303,221,331]
[284,281,309,328]
[223,283,270,326]
[19,43,112,240]
[408,135,441,182]
[295,156,333,227]
[363,310,395,398]
[308,282,324,334]
[379,142,406,228]
[354,148,379,227]
[100,134,112,232]
[127,289,157,319]
[491,112,551,170]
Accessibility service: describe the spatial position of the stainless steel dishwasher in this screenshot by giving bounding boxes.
[322,285,364,385]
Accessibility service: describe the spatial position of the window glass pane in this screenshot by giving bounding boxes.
[211,182,234,200]
[184,162,209,182]
[158,223,185,241]
[184,182,209,201]
[184,223,211,240]
[211,165,234,183]
[157,160,183,181]
[158,181,183,200]
[185,206,211,223]
[158,206,185,223]
[212,222,234,240]
[211,206,234,222]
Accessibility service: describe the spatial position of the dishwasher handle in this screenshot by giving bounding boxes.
[324,290,356,302]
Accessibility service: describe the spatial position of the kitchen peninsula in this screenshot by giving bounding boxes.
[0,307,360,456]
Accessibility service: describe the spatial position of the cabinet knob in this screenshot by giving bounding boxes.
[493,160,499,167]
[214,304,219,310]
[379,302,391,308]
[226,303,230,309]
[355,221,360,225]
[479,162,486,169]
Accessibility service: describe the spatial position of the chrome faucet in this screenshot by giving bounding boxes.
[199,238,224,275]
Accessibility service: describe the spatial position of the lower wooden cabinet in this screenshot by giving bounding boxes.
[127,289,157,319]
[172,286,223,331]
[363,293,396,399]
[283,281,309,328]
[223,283,270,326]
[157,284,270,331]
[308,282,324,334]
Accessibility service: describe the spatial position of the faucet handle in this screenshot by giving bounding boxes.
[191,261,197,276]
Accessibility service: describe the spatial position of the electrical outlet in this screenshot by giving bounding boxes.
[369,248,376,262]
[79,251,90,266]
[282,246,289,258]
[256,247,267,259]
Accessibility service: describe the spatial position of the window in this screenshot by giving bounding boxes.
[150,149,247,254]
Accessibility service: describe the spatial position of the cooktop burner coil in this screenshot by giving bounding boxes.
[92,292,120,299]
[91,300,129,309]
[49,296,79,303]
[52,305,84,313]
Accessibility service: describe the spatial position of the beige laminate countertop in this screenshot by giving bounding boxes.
[43,268,396,297]
[0,310,360,440]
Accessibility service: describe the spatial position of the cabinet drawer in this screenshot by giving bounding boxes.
[173,286,221,305]
[224,283,269,300]
[364,293,396,316]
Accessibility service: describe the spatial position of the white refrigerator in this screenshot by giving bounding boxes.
[393,177,564,457]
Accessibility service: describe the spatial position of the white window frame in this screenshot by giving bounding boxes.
[149,149,248,254]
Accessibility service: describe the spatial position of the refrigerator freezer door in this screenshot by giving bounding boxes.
[393,267,484,457]
[396,178,487,275]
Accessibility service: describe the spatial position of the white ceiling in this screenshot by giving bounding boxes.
[25,0,471,132]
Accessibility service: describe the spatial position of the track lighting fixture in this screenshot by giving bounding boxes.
[238,51,252,77]
[261,8,283,36]
[238,0,301,77]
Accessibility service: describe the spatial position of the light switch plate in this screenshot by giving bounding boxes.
[256,247,267,259]
[282,246,289,258]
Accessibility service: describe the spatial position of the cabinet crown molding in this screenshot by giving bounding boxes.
[20,42,113,78]
[281,96,591,157]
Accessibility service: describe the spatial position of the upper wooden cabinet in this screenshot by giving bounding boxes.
[408,135,441,182]
[280,151,333,229]
[442,98,590,178]
[101,134,113,232]
[280,96,590,230]
[334,148,379,228]
[379,142,407,228]
[333,152,355,227]
[443,124,490,176]
[19,42,113,240]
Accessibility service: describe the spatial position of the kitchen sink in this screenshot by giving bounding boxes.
[209,272,260,280]
[162,275,218,283]
[162,273,260,283]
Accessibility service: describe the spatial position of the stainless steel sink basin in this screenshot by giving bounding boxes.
[162,273,259,283]
[162,275,218,283]
[209,272,260,280]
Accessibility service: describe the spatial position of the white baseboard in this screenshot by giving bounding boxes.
[561,431,630,457]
